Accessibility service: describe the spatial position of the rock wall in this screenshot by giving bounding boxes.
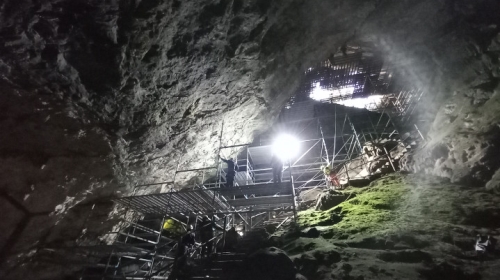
[396,2,500,186]
[1,0,500,279]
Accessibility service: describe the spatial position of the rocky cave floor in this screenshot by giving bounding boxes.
[270,173,500,280]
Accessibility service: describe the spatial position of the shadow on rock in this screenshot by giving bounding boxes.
[418,262,481,280]
[377,250,433,263]
[239,247,306,280]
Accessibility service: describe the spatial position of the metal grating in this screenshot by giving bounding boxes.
[115,182,295,216]
[115,188,230,215]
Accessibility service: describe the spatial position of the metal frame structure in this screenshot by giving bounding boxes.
[74,49,429,278]
[75,95,427,279]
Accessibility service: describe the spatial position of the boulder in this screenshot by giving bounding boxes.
[301,227,320,238]
[298,187,324,210]
[315,190,349,211]
[485,168,500,193]
[242,247,298,280]
[237,228,270,253]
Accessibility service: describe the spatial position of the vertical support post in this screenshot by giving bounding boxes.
[246,145,249,186]
[102,248,115,278]
[194,215,199,232]
[249,207,253,229]
[245,213,248,232]
[148,217,166,277]
[344,164,350,186]
[222,215,227,252]
[318,118,329,165]
[367,108,380,142]
[383,147,397,172]
[288,160,292,183]
[291,176,297,222]
[347,115,363,154]
[332,106,337,165]
[385,106,399,139]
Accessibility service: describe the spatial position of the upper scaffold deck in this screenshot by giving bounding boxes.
[115,181,295,216]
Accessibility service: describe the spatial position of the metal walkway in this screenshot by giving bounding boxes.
[115,182,296,216]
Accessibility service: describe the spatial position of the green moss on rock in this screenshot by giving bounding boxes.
[298,174,410,238]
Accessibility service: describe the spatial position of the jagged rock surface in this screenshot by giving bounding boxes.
[288,174,500,280]
[340,139,409,184]
[1,0,500,279]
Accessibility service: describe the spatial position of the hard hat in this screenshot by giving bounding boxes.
[163,219,175,230]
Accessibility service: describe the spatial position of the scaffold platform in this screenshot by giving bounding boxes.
[115,182,296,216]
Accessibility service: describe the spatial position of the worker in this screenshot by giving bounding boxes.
[475,235,493,262]
[168,226,195,280]
[224,226,238,252]
[330,171,341,189]
[321,165,340,189]
[198,216,223,258]
[220,156,238,187]
[162,218,184,239]
[270,154,283,183]
[340,43,348,56]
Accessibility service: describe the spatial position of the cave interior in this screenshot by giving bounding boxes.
[1,0,500,280]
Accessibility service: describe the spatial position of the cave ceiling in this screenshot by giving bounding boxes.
[3,0,497,188]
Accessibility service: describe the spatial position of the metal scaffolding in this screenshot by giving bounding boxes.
[74,49,427,278]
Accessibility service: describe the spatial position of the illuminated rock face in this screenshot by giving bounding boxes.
[1,0,500,279]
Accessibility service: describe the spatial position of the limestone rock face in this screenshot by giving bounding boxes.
[405,19,500,184]
[3,0,498,189]
[410,90,500,184]
[1,0,500,279]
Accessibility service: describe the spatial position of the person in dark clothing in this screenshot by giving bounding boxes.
[220,156,238,187]
[199,216,223,258]
[270,154,283,183]
[168,227,195,280]
[224,226,238,252]
[179,230,195,256]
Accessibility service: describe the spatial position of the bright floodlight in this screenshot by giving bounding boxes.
[272,134,300,161]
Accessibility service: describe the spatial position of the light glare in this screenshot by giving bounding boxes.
[309,82,385,110]
[310,82,356,101]
[272,134,300,160]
